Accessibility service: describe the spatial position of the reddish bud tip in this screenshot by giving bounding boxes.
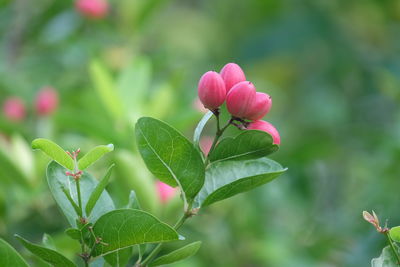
[247,120,281,145]
[197,71,226,110]
[2,97,26,122]
[156,181,177,204]
[75,0,109,19]
[35,87,59,116]
[220,63,246,92]
[226,81,256,118]
[245,92,272,120]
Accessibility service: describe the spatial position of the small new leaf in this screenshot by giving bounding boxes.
[85,164,115,217]
[78,144,114,170]
[150,241,202,266]
[15,235,76,267]
[32,138,74,170]
[390,226,400,243]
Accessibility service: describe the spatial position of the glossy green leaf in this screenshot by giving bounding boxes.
[390,226,400,243]
[90,60,123,119]
[0,238,29,267]
[42,233,56,250]
[150,241,202,267]
[32,138,74,170]
[85,164,115,217]
[47,161,115,227]
[103,247,132,267]
[209,130,279,163]
[372,245,400,267]
[135,117,205,202]
[15,235,76,267]
[193,111,213,148]
[78,144,114,170]
[126,190,141,210]
[65,228,81,240]
[90,209,180,257]
[196,158,287,207]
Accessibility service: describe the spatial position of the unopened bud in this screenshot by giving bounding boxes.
[197,71,226,110]
[226,81,256,118]
[156,181,177,204]
[2,97,26,122]
[75,0,109,19]
[247,120,281,145]
[245,92,272,120]
[35,87,59,116]
[220,63,246,92]
[363,210,383,232]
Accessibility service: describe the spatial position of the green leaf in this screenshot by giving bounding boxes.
[32,138,74,170]
[390,227,400,243]
[61,186,82,217]
[196,158,287,207]
[78,144,114,170]
[90,60,123,119]
[103,247,132,267]
[42,233,56,250]
[0,238,29,267]
[135,117,205,202]
[372,245,400,267]
[90,209,180,257]
[85,164,115,217]
[208,130,279,163]
[150,241,202,267]
[65,228,81,240]
[47,161,115,227]
[193,111,213,148]
[15,235,76,267]
[126,190,141,210]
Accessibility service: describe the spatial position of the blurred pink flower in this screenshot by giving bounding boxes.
[192,97,208,113]
[156,181,177,204]
[200,136,213,156]
[2,97,26,122]
[75,0,109,19]
[35,87,59,116]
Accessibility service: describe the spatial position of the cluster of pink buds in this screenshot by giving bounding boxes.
[65,149,82,180]
[2,87,59,122]
[197,63,280,144]
[75,0,109,19]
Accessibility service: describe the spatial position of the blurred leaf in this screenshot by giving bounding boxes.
[90,209,180,257]
[11,135,34,182]
[196,158,286,207]
[104,247,132,267]
[0,238,29,267]
[89,257,105,267]
[15,235,76,267]
[85,164,115,217]
[209,130,279,163]
[147,83,175,118]
[42,233,56,250]
[193,111,213,154]
[372,245,400,267]
[390,227,400,243]
[126,190,141,210]
[135,117,205,202]
[32,138,74,170]
[47,161,115,227]
[90,60,123,120]
[150,241,202,266]
[117,56,151,120]
[65,228,81,240]
[0,146,28,185]
[78,144,114,170]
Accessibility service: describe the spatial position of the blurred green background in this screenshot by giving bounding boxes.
[1,0,400,266]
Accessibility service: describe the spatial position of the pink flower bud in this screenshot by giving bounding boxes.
[156,181,177,204]
[220,63,246,92]
[245,92,272,120]
[35,87,59,116]
[200,136,213,156]
[197,71,226,110]
[75,0,109,19]
[226,81,256,118]
[247,120,281,145]
[2,97,26,122]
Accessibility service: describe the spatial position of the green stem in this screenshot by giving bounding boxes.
[205,116,232,165]
[76,179,83,215]
[140,213,190,266]
[386,232,400,265]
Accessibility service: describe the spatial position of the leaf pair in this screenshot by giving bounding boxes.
[32,138,114,171]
